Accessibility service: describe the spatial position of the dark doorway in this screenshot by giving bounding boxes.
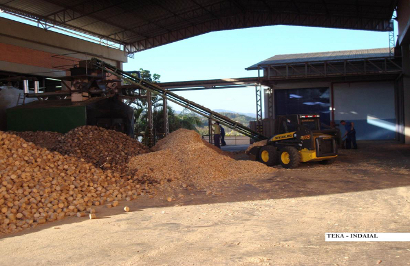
[275,87,330,125]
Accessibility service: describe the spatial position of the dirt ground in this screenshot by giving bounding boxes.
[1,141,410,265]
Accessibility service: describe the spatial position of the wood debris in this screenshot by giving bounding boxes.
[1,127,274,235]
[245,139,268,154]
[54,126,149,173]
[9,131,63,150]
[0,131,154,235]
[129,129,274,190]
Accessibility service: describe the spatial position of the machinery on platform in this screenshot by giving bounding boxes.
[4,58,266,146]
[248,114,340,168]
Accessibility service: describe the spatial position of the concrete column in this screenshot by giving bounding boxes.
[401,44,410,144]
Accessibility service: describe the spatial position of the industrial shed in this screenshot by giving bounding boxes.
[246,48,403,141]
[1,1,410,265]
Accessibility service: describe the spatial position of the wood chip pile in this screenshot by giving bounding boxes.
[54,126,149,173]
[0,132,153,235]
[10,131,63,150]
[245,139,268,154]
[129,129,274,189]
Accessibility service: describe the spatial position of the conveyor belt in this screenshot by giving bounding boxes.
[92,58,267,141]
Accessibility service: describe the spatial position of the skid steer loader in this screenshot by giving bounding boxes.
[248,114,340,169]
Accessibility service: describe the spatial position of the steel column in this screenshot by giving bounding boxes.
[163,96,169,135]
[330,83,335,126]
[400,45,410,144]
[267,87,274,119]
[208,117,212,143]
[147,90,154,147]
[255,84,263,134]
[389,20,395,57]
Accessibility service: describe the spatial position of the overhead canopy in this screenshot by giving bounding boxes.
[0,0,397,54]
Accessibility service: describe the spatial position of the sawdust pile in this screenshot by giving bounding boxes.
[10,131,63,149]
[129,129,274,189]
[54,126,149,173]
[0,131,154,235]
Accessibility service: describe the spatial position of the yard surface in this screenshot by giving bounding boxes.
[1,141,410,265]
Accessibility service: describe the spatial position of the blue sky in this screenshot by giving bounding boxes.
[124,26,392,115]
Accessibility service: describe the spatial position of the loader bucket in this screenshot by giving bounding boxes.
[247,146,261,161]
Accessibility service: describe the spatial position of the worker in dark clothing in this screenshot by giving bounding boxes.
[340,120,357,149]
[212,121,221,149]
[220,124,227,146]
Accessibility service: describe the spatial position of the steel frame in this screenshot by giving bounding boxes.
[255,84,263,134]
[163,97,169,136]
[389,20,395,57]
[0,0,396,55]
[263,56,402,80]
[147,90,154,147]
[124,11,394,54]
[267,87,274,119]
[255,85,262,121]
[92,58,267,140]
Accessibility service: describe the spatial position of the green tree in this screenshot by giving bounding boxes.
[127,69,201,144]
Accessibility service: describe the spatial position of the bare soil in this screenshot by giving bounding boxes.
[1,140,410,265]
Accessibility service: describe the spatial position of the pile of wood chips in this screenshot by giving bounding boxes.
[129,129,274,190]
[0,132,154,235]
[54,126,149,173]
[245,139,268,154]
[10,131,63,150]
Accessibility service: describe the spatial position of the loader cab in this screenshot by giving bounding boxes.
[275,114,321,134]
[298,114,321,131]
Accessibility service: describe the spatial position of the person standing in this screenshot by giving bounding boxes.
[340,120,357,149]
[220,124,227,146]
[212,121,221,149]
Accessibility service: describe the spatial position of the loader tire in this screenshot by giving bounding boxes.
[279,146,300,169]
[258,145,277,166]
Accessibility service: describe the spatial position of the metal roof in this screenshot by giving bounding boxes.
[0,0,397,55]
[246,48,392,70]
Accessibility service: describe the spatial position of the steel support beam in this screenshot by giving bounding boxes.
[163,97,169,136]
[401,45,410,144]
[125,12,394,53]
[261,56,402,80]
[208,117,213,144]
[1,1,396,55]
[147,90,154,147]
[389,20,395,57]
[255,84,263,134]
[267,87,274,119]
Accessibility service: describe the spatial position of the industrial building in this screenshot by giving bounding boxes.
[0,0,408,144]
[246,48,402,141]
